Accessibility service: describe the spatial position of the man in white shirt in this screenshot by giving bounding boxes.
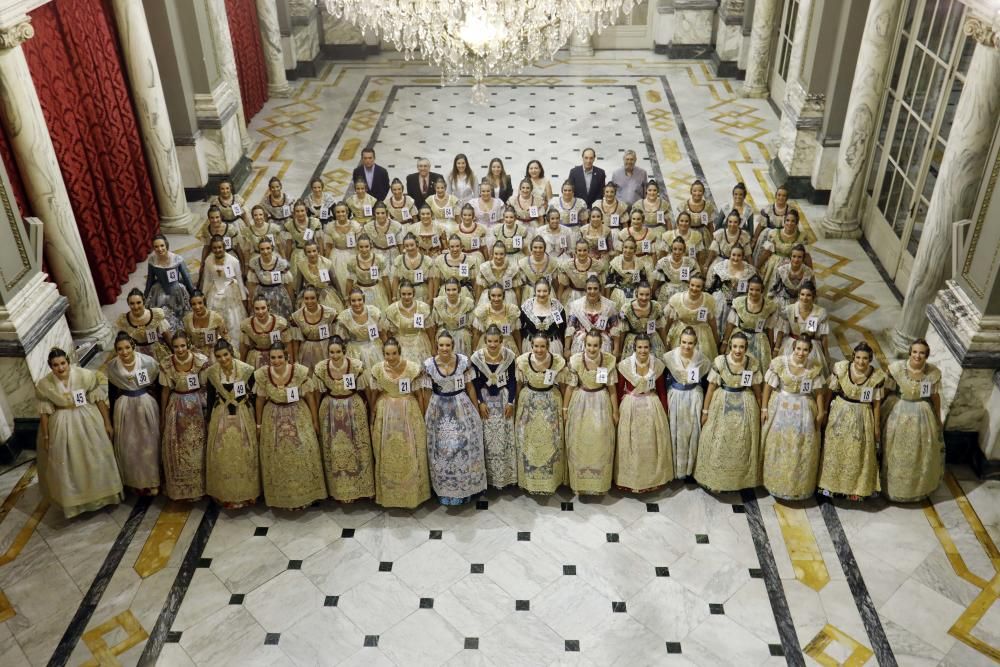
[611,150,648,206]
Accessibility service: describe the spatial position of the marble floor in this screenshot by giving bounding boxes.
[3,52,994,666]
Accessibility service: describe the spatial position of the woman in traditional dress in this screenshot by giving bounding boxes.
[209,178,251,228]
[204,339,259,508]
[200,235,248,356]
[392,233,436,306]
[615,210,660,276]
[247,236,294,320]
[526,159,553,203]
[383,280,434,366]
[434,235,480,302]
[471,326,518,489]
[259,176,294,225]
[345,179,378,225]
[412,205,446,257]
[240,297,292,368]
[323,202,362,294]
[679,179,717,236]
[518,236,559,301]
[454,204,490,259]
[664,328,710,479]
[715,182,755,237]
[566,276,621,355]
[761,337,825,500]
[563,330,618,495]
[519,278,567,356]
[198,206,245,268]
[295,241,343,311]
[385,178,418,225]
[637,180,673,231]
[363,202,405,265]
[346,234,391,311]
[694,332,763,492]
[508,178,545,231]
[705,244,758,335]
[471,181,504,230]
[183,290,229,363]
[597,182,629,232]
[290,286,338,372]
[473,283,521,353]
[254,343,328,509]
[549,179,586,229]
[423,331,487,505]
[580,207,614,263]
[774,281,830,375]
[673,211,707,267]
[723,276,777,370]
[757,209,814,289]
[243,205,283,268]
[768,245,815,310]
[819,342,885,499]
[616,334,672,492]
[283,200,324,282]
[447,153,477,207]
[560,238,607,304]
[665,275,718,359]
[428,178,460,237]
[477,241,520,306]
[490,206,530,264]
[159,332,210,501]
[432,278,476,356]
[880,339,944,502]
[752,184,791,261]
[620,281,666,358]
[314,336,375,502]
[144,234,195,332]
[105,332,160,495]
[117,288,173,362]
[336,288,385,369]
[537,208,575,258]
[36,348,123,518]
[652,236,701,303]
[306,178,336,230]
[514,333,566,494]
[369,337,431,508]
[706,210,753,273]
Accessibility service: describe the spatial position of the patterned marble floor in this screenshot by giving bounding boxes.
[3,52,993,666]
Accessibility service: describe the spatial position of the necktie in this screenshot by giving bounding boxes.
[422,176,428,193]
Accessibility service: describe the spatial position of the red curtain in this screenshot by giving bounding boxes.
[23,0,159,304]
[226,0,269,122]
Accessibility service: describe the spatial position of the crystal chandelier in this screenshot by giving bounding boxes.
[321,0,637,100]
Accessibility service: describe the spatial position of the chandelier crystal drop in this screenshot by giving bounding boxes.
[321,0,637,88]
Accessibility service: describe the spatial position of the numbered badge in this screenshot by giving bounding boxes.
[553,310,564,325]
[457,314,467,328]
[801,378,813,394]
[700,211,708,225]
[145,330,158,345]
[234,381,247,398]
[503,277,513,290]
[686,367,699,384]
[529,206,539,218]
[569,211,578,225]
[500,324,512,336]
[696,307,708,322]
[610,214,620,228]
[414,269,425,284]
[286,386,299,402]
[641,240,652,253]
[135,368,150,386]
[656,211,665,224]
[281,204,292,218]
[431,236,441,248]
[186,374,201,391]
[597,237,608,251]
[543,369,556,386]
[343,373,356,390]
[489,211,499,224]
[363,205,373,217]
[688,246,698,258]
[413,313,425,329]
[367,324,379,340]
[319,206,330,220]
[458,263,470,278]
[223,236,233,249]
[919,380,932,398]
[346,232,356,248]
[166,268,178,283]
[72,389,87,407]
[740,370,753,387]
[470,237,481,250]
[755,319,765,333]
[559,237,568,249]
[805,316,819,333]
[513,235,523,249]
[596,316,608,330]
[266,233,276,245]
[398,378,411,394]
[646,320,656,335]
[319,269,331,283]
[386,233,397,247]
[860,387,874,403]
[317,324,330,339]
[223,264,236,279]
[369,265,380,280]
[596,367,609,384]
[204,331,217,346]
[270,270,282,284]
[454,375,466,391]
[679,266,691,281]
[444,206,454,218]
[737,280,748,293]
[401,208,412,221]
[232,202,243,216]
[269,330,282,344]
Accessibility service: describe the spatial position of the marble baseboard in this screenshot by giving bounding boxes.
[321,43,378,59]
[710,51,745,80]
[184,155,253,202]
[660,43,714,59]
[287,53,324,81]
[769,157,830,204]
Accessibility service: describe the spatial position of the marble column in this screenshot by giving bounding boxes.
[819,0,903,239]
[256,0,291,97]
[568,30,594,57]
[0,20,109,342]
[891,28,1000,355]
[713,0,746,77]
[206,0,252,152]
[110,0,196,234]
[742,0,780,97]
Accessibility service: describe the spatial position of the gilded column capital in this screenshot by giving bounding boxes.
[0,20,33,51]
[964,14,1000,49]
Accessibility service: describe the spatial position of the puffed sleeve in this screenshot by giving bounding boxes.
[35,380,55,415]
[826,371,840,393]
[764,368,781,389]
[289,318,304,342]
[564,362,579,388]
[707,362,722,386]
[87,370,110,403]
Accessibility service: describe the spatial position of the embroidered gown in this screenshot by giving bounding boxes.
[144,252,195,332]
[326,221,363,293]
[201,254,248,357]
[514,352,566,494]
[392,253,435,304]
[663,349,710,478]
[346,193,378,225]
[519,300,567,356]
[423,355,487,504]
[606,255,649,308]
[204,361,260,506]
[247,255,294,319]
[347,255,390,311]
[777,304,830,375]
[116,308,172,362]
[818,361,886,498]
[183,310,228,363]
[432,296,476,356]
[566,296,621,354]
[240,315,291,369]
[760,227,812,289]
[473,302,521,354]
[517,255,559,301]
[160,352,211,500]
[295,256,345,312]
[476,260,521,306]
[290,306,338,372]
[620,301,666,358]
[880,361,944,502]
[565,352,618,495]
[694,354,763,492]
[768,264,816,310]
[283,217,324,281]
[433,253,480,301]
[705,259,758,335]
[471,348,518,488]
[35,368,124,518]
[370,361,431,508]
[314,357,375,502]
[105,355,160,492]
[615,357,673,492]
[727,297,778,370]
[254,363,328,508]
[666,292,719,360]
[653,255,701,303]
[382,301,434,366]
[335,306,384,369]
[559,257,607,304]
[761,356,824,500]
[362,218,405,264]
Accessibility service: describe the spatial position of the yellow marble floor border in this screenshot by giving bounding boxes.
[773,503,831,592]
[0,463,36,526]
[803,623,876,667]
[133,500,192,579]
[0,497,49,567]
[80,610,148,667]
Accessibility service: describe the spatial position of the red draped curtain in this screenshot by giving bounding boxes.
[22,0,159,304]
[226,0,269,122]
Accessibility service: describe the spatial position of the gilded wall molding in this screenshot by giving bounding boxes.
[0,20,33,50]
[964,14,1000,49]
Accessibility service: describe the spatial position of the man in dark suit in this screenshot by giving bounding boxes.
[405,157,442,209]
[349,147,390,201]
[567,147,606,207]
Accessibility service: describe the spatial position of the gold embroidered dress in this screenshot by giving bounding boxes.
[777,303,830,375]
[566,296,621,354]
[694,354,763,492]
[880,361,944,502]
[160,352,211,500]
[382,301,434,366]
[615,356,673,492]
[761,356,824,500]
[517,255,559,301]
[240,315,291,369]
[559,257,607,304]
[620,301,667,357]
[346,193,377,224]
[183,310,228,362]
[761,227,812,289]
[116,307,171,362]
[434,252,480,301]
[473,302,520,354]
[204,361,260,506]
[818,360,886,497]
[666,292,719,359]
[654,255,701,303]
[471,348,518,488]
[476,260,521,306]
[432,295,476,355]
[514,352,566,494]
[727,297,778,370]
[565,352,618,495]
[254,363,328,508]
[295,256,345,311]
[370,361,431,508]
[347,254,390,311]
[362,218,404,264]
[282,217,324,281]
[336,306,384,369]
[392,253,435,304]
[326,220,363,293]
[290,305,338,372]
[36,368,124,518]
[314,357,375,501]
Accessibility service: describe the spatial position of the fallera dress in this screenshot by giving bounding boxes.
[295,256,345,312]
[336,306,385,369]
[313,357,375,502]
[159,352,211,500]
[565,352,618,495]
[144,251,195,332]
[240,315,291,369]
[201,253,247,357]
[382,302,434,366]
[347,255,390,311]
[432,296,476,356]
[370,361,431,508]
[615,356,673,492]
[514,352,566,494]
[204,361,260,507]
[247,255,294,320]
[105,354,161,492]
[777,304,830,376]
[290,305,338,372]
[880,361,944,502]
[116,308,172,362]
[471,348,518,488]
[183,310,228,363]
[663,349,711,478]
[566,296,621,354]
[36,368,124,518]
[727,297,778,371]
[619,301,666,358]
[666,292,719,360]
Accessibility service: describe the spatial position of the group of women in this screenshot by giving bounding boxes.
[34,163,944,519]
